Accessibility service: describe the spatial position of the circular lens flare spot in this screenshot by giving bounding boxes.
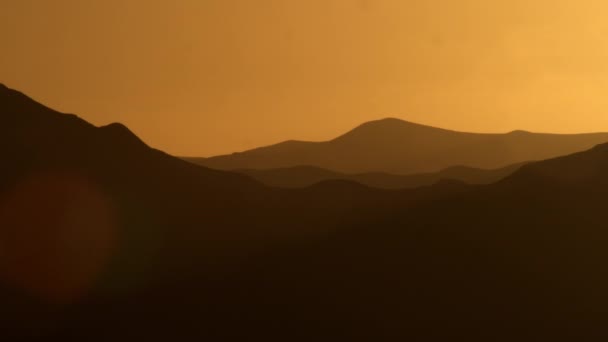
[0,172,118,304]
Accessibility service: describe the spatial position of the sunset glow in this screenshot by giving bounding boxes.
[3,0,608,156]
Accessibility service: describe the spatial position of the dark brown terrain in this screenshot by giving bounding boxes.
[222,162,527,189]
[2,84,608,341]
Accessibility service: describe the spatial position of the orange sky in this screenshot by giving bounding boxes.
[3,0,608,156]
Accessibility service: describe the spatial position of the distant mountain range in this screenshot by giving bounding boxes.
[231,162,527,189]
[4,83,608,340]
[188,118,608,174]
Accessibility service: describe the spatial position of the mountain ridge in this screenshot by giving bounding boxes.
[227,162,527,189]
[191,117,608,174]
[5,83,608,340]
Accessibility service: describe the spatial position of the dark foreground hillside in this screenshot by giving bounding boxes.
[2,84,608,341]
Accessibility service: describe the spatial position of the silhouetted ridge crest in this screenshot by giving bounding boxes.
[332,117,449,142]
[498,141,608,189]
[356,117,436,130]
[99,122,147,147]
[1,83,266,181]
[0,84,147,151]
[195,115,608,174]
[591,142,608,151]
[226,162,527,189]
[0,83,48,110]
[508,130,531,135]
[0,83,96,134]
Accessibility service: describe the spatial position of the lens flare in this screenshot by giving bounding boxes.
[0,172,117,304]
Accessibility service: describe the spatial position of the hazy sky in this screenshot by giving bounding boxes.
[3,0,608,156]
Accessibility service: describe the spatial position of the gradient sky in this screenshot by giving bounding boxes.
[3,0,608,156]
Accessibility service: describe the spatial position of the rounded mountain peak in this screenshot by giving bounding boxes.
[99,122,147,147]
[333,118,447,142]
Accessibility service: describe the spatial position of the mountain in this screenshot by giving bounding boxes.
[230,162,527,189]
[4,84,608,341]
[0,82,275,311]
[189,118,608,174]
[0,84,458,340]
[203,143,608,341]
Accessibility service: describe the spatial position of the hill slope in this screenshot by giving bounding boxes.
[204,142,608,341]
[230,162,526,189]
[190,118,608,174]
[4,84,608,341]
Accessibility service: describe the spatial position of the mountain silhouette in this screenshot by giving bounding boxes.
[189,117,608,174]
[206,142,608,341]
[4,84,608,341]
[0,83,282,314]
[229,162,527,189]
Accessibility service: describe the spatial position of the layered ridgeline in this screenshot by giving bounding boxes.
[188,118,608,174]
[231,162,527,189]
[3,84,608,341]
[0,84,465,340]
